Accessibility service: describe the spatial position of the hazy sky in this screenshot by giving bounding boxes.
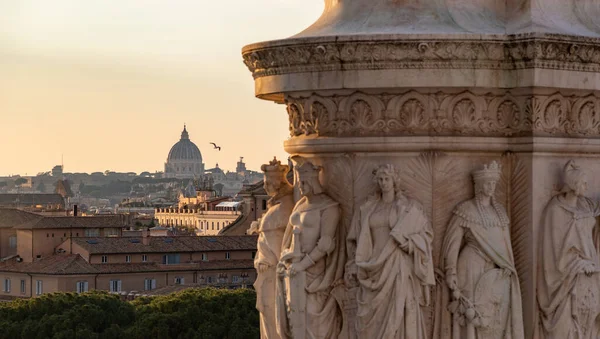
[0,0,323,176]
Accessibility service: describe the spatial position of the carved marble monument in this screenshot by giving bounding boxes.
[252,157,295,339]
[346,164,435,338]
[538,161,600,339]
[276,156,345,339]
[441,161,524,339]
[243,0,600,338]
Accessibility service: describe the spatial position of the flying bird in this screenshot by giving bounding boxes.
[209,142,221,151]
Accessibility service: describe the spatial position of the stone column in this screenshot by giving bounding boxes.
[243,1,600,338]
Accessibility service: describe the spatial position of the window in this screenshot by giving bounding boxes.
[85,228,100,237]
[109,280,121,292]
[125,255,131,263]
[262,200,267,210]
[3,278,10,293]
[207,276,213,284]
[232,276,241,283]
[76,281,88,293]
[104,228,119,237]
[225,252,231,260]
[52,233,54,237]
[162,254,180,265]
[144,278,156,291]
[36,280,43,295]
[201,253,208,261]
[212,222,214,230]
[20,280,25,294]
[8,236,16,249]
[101,255,108,263]
[142,255,148,262]
[251,251,256,259]
[175,277,184,285]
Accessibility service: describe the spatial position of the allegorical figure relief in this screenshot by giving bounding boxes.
[442,161,524,339]
[276,156,345,339]
[345,164,435,338]
[251,157,295,339]
[538,160,600,339]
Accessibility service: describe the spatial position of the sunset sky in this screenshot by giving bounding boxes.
[0,1,323,176]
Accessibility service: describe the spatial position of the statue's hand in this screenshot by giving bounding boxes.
[288,262,306,276]
[446,273,458,291]
[276,262,287,277]
[257,263,270,273]
[583,262,597,276]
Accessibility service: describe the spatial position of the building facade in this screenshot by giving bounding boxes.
[0,209,257,299]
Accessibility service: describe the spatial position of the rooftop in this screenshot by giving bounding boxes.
[0,193,65,207]
[15,215,127,229]
[0,255,254,275]
[71,235,257,254]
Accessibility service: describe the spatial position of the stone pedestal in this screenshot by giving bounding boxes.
[243,1,600,338]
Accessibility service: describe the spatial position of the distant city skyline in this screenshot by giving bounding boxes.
[0,1,324,176]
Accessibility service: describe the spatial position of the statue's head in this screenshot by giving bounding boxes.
[563,160,588,196]
[372,164,402,196]
[472,161,501,199]
[291,156,324,197]
[261,157,292,197]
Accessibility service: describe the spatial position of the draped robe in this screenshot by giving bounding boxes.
[347,195,435,338]
[276,195,346,339]
[538,195,600,339]
[442,199,524,339]
[254,189,295,339]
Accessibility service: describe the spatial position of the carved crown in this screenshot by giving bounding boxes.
[261,157,289,175]
[472,161,502,182]
[291,155,321,179]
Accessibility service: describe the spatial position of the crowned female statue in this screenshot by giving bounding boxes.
[276,156,345,339]
[538,160,600,339]
[251,157,295,339]
[345,164,435,338]
[441,161,524,339]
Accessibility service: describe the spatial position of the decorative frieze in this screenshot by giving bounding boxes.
[243,34,600,79]
[285,90,600,138]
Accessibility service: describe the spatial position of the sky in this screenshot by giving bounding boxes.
[0,0,324,176]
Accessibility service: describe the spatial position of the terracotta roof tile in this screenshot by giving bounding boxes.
[0,255,98,275]
[15,215,127,229]
[0,209,43,228]
[0,256,254,275]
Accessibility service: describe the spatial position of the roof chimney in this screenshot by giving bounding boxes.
[142,228,150,245]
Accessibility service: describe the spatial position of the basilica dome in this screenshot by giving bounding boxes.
[164,126,205,179]
[167,126,202,162]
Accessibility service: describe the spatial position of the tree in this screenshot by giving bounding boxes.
[14,178,27,187]
[36,182,46,193]
[0,288,259,339]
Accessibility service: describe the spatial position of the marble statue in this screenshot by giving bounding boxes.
[345,164,435,338]
[252,157,295,339]
[538,160,600,339]
[276,156,345,339]
[442,161,524,339]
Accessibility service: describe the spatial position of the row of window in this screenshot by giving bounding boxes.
[3,275,249,295]
[45,228,119,238]
[99,253,235,264]
[159,219,232,230]
[3,278,43,295]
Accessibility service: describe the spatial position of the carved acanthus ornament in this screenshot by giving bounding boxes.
[243,34,600,79]
[285,90,600,138]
